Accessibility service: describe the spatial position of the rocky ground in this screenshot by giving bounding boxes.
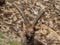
[0,0,60,45]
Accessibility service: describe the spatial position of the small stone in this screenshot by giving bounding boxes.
[44,0,49,1]
[33,10,38,15]
[55,5,60,10]
[36,2,45,9]
[13,16,17,22]
[4,10,12,18]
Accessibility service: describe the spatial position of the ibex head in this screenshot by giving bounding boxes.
[12,1,45,45]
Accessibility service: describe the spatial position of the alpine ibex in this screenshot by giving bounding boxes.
[12,1,45,45]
